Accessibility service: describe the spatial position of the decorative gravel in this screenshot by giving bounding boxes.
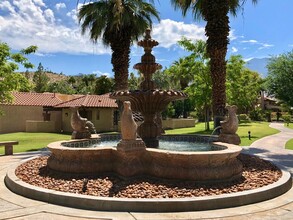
[15,154,281,198]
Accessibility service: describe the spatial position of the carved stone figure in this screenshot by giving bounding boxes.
[218,105,241,145]
[70,107,96,139]
[121,101,137,140]
[220,105,239,134]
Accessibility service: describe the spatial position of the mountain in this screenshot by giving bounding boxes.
[245,57,270,78]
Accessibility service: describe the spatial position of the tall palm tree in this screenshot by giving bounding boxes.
[78,0,160,91]
[171,0,258,127]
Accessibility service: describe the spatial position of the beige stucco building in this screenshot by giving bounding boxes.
[0,92,195,134]
[0,92,118,134]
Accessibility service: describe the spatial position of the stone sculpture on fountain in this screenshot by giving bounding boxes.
[218,105,241,145]
[70,107,96,139]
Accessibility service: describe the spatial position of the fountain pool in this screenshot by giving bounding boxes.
[61,134,221,152]
[47,134,242,182]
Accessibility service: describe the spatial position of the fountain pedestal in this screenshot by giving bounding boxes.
[117,139,146,152]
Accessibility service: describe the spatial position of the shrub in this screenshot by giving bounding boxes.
[282,114,291,125]
[249,108,265,121]
[238,114,250,122]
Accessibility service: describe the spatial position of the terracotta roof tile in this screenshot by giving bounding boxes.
[1,92,118,108]
[5,92,63,106]
[54,93,118,108]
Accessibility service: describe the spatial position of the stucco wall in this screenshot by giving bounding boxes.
[0,105,62,133]
[26,121,56,133]
[162,118,195,129]
[62,108,116,133]
[0,106,42,133]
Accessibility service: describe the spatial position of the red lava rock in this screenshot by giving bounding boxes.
[14,154,282,199]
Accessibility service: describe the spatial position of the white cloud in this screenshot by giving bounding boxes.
[229,29,237,41]
[243,57,254,62]
[231,47,238,53]
[241,39,258,44]
[66,9,78,23]
[33,0,45,7]
[0,1,15,13]
[0,0,110,55]
[241,39,274,50]
[44,9,55,23]
[152,19,206,48]
[92,70,111,77]
[258,43,274,50]
[66,3,83,23]
[289,44,293,47]
[55,3,66,10]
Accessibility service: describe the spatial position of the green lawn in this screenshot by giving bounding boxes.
[236,121,279,146]
[0,121,279,154]
[166,121,279,146]
[0,132,71,154]
[284,123,293,149]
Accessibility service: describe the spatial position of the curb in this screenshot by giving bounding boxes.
[5,159,292,212]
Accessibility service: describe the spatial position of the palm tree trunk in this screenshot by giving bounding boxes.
[202,0,229,129]
[110,33,131,91]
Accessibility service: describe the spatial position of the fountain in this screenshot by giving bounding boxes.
[46,29,243,182]
[110,28,187,147]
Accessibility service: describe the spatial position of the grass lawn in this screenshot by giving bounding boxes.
[284,123,293,150]
[0,132,71,154]
[236,121,279,146]
[166,121,279,146]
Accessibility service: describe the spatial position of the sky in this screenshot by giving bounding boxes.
[0,0,293,77]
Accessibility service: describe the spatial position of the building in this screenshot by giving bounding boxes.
[0,92,118,134]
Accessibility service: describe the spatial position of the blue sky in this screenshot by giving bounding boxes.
[0,0,292,77]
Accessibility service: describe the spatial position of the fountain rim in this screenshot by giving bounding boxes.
[47,138,241,155]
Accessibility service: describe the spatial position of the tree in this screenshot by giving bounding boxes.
[178,39,211,129]
[226,55,263,113]
[33,63,49,93]
[128,72,142,90]
[172,0,258,128]
[94,75,114,94]
[78,0,160,91]
[46,81,75,94]
[0,42,36,107]
[266,50,293,107]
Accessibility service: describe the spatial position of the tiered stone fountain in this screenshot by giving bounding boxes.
[46,29,243,183]
[110,29,187,147]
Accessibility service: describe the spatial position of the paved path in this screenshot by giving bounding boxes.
[1,124,293,220]
[244,122,293,175]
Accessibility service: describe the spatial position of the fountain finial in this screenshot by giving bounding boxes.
[145,28,151,40]
[134,28,162,90]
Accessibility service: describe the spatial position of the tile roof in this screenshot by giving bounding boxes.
[54,93,118,108]
[2,92,117,108]
[5,92,63,106]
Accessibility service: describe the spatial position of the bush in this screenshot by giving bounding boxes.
[238,114,250,122]
[249,108,265,121]
[282,114,291,125]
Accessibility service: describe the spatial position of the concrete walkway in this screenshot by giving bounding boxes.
[0,123,293,219]
[244,122,293,175]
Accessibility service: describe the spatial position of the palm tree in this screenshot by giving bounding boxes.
[171,0,258,128]
[78,0,160,91]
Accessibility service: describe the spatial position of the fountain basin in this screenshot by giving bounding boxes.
[47,137,243,182]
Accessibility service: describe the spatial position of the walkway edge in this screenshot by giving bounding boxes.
[4,159,292,212]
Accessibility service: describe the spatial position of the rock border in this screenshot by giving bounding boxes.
[4,156,292,212]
